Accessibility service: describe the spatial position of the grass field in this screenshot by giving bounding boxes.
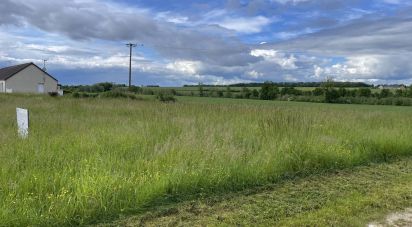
[1,94,412,226]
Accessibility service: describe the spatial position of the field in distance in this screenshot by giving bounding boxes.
[1,94,412,226]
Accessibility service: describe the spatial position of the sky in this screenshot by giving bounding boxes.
[0,0,411,86]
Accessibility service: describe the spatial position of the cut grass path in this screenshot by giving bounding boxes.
[96,157,412,226]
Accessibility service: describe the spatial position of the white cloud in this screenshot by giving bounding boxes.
[200,9,275,34]
[246,70,263,79]
[250,49,298,69]
[166,60,202,75]
[217,16,273,34]
[155,11,188,24]
[313,55,412,82]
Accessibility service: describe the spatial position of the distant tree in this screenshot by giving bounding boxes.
[347,89,357,97]
[322,77,339,103]
[198,83,204,97]
[217,90,224,97]
[325,89,340,103]
[260,81,279,100]
[379,89,392,98]
[395,89,405,97]
[321,76,335,91]
[225,86,233,98]
[312,88,324,96]
[337,87,347,97]
[241,87,252,99]
[251,89,259,99]
[208,89,216,97]
[357,88,372,97]
[280,87,302,96]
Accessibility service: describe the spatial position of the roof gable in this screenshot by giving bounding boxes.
[0,63,58,82]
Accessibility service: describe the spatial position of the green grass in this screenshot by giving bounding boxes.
[1,94,412,226]
[99,157,412,226]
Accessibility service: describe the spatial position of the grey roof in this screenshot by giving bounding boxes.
[0,62,58,81]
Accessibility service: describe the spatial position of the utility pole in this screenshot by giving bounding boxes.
[126,43,138,87]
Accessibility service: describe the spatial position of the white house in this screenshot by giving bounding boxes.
[0,62,58,94]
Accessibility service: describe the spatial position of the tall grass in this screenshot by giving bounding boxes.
[1,94,412,225]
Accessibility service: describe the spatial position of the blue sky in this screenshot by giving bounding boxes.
[0,0,412,85]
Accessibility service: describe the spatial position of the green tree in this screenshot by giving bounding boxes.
[357,88,372,97]
[198,83,204,97]
[407,86,412,97]
[312,88,324,96]
[395,89,405,97]
[225,86,233,98]
[241,87,251,99]
[322,77,339,103]
[217,90,224,97]
[325,89,340,103]
[379,89,392,98]
[251,89,259,99]
[337,87,347,97]
[260,82,279,100]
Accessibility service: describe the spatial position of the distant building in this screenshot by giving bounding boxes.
[0,62,58,94]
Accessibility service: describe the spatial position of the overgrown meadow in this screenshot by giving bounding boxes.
[1,94,412,226]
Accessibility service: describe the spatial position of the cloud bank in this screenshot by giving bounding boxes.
[0,0,411,85]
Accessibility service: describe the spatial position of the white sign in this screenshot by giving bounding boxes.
[16,108,29,138]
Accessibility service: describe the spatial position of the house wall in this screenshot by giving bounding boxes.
[0,81,4,93]
[5,65,58,93]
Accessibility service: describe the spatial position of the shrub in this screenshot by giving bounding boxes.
[357,88,372,97]
[100,90,137,99]
[156,92,176,102]
[379,89,392,98]
[72,92,80,98]
[312,88,324,96]
[217,90,224,97]
[142,89,155,95]
[128,86,142,93]
[48,92,59,97]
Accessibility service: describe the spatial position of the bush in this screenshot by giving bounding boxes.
[156,92,176,102]
[128,86,142,94]
[100,90,138,99]
[142,89,155,95]
[72,92,80,98]
[72,92,98,98]
[217,90,224,97]
[48,92,59,97]
[357,88,372,97]
[312,88,324,96]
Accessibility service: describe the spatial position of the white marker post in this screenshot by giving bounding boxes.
[16,108,29,138]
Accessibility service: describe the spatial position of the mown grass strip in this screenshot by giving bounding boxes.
[99,157,412,226]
